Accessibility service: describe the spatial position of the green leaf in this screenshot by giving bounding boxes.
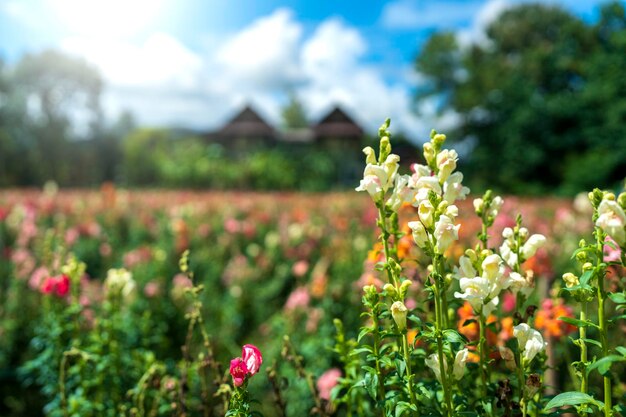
[364,372,378,400]
[578,270,594,286]
[609,292,626,305]
[587,355,626,376]
[442,329,467,345]
[357,328,371,343]
[558,316,598,329]
[543,392,604,411]
[395,401,413,417]
[579,338,602,348]
[615,346,626,357]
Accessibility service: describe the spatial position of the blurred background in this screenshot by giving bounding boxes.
[0,0,625,194]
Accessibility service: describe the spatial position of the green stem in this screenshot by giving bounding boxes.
[401,333,419,415]
[378,205,398,286]
[480,223,488,250]
[371,311,387,415]
[579,301,588,395]
[432,255,453,417]
[595,231,612,417]
[478,310,488,397]
[517,354,527,417]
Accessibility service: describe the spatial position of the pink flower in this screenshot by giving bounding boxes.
[284,287,310,311]
[242,344,263,376]
[317,368,341,401]
[229,357,248,387]
[604,236,622,263]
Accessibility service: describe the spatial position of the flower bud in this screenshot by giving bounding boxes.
[432,133,446,150]
[390,301,408,331]
[582,262,593,271]
[383,283,397,297]
[618,192,626,210]
[362,146,377,165]
[605,192,616,201]
[379,137,391,161]
[473,198,484,215]
[423,142,435,165]
[464,249,477,262]
[562,272,579,288]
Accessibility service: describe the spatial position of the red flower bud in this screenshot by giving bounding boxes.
[229,357,248,387]
[242,344,263,376]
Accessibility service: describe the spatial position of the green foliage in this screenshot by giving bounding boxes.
[415,1,626,195]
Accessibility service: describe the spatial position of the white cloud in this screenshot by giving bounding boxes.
[56,8,440,141]
[215,8,303,90]
[456,0,512,47]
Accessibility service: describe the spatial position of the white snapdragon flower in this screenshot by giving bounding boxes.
[436,149,458,183]
[445,204,459,219]
[418,200,435,228]
[425,349,468,383]
[443,172,470,203]
[425,354,444,383]
[500,228,518,268]
[596,199,626,245]
[382,154,400,189]
[454,277,491,313]
[434,215,460,254]
[453,348,469,380]
[105,268,136,299]
[457,255,477,279]
[414,176,442,204]
[408,221,429,248]
[508,271,534,298]
[387,175,417,212]
[481,254,509,298]
[355,164,387,199]
[490,196,504,217]
[410,163,431,180]
[513,323,546,363]
[390,301,408,331]
[521,234,546,259]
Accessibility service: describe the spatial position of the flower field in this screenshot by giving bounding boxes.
[0,131,625,416]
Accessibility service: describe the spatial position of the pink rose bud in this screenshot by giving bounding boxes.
[229,357,248,387]
[241,344,263,376]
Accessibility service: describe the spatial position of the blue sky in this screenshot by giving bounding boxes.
[0,0,616,140]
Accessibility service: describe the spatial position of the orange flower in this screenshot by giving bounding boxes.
[456,302,497,345]
[368,242,384,263]
[535,299,576,339]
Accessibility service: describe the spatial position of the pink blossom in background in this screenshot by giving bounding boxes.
[306,307,323,333]
[224,218,240,234]
[229,357,248,387]
[292,260,309,277]
[502,292,516,313]
[144,281,161,298]
[65,228,79,246]
[317,368,342,401]
[29,266,49,290]
[242,344,263,375]
[604,236,622,263]
[284,287,310,311]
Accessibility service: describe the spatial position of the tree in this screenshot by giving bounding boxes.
[11,49,104,184]
[281,93,309,129]
[415,2,626,195]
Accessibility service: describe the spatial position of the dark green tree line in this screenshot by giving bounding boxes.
[416,1,626,195]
